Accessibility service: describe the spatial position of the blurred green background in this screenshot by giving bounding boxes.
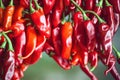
[21,27,120,80]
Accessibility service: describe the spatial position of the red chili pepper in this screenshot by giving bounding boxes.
[23,35,46,65]
[12,5,24,23]
[0,0,4,25]
[22,25,37,60]
[101,0,115,37]
[8,20,25,37]
[52,26,62,56]
[97,23,112,65]
[42,0,55,15]
[82,20,96,51]
[51,0,64,27]
[30,0,48,37]
[3,0,15,30]
[61,22,73,59]
[73,11,83,40]
[108,0,120,13]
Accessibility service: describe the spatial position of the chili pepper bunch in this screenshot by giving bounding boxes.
[0,0,120,80]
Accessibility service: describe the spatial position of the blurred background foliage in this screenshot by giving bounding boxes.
[22,27,120,80]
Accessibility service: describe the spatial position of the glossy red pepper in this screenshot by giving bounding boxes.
[42,0,55,15]
[51,0,64,27]
[101,0,115,37]
[30,0,48,37]
[22,25,37,61]
[97,23,112,65]
[12,5,24,23]
[52,26,62,56]
[61,22,73,59]
[3,0,15,30]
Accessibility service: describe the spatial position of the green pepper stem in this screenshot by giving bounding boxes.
[0,39,7,49]
[96,0,103,8]
[30,0,35,13]
[2,32,14,52]
[0,0,5,9]
[113,45,120,58]
[90,66,96,72]
[34,0,41,10]
[85,10,106,23]
[105,0,112,6]
[70,0,89,20]
[9,0,13,6]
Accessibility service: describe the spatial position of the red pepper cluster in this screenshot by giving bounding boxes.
[0,0,120,80]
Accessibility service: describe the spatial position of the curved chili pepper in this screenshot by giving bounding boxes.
[3,0,15,30]
[97,23,112,65]
[51,0,64,27]
[61,22,73,59]
[23,35,46,65]
[108,0,120,13]
[99,52,120,79]
[101,0,115,37]
[42,0,55,15]
[0,0,4,25]
[12,5,24,23]
[30,0,48,37]
[22,25,37,60]
[52,26,62,56]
